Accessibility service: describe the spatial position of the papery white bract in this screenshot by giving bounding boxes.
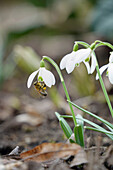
[96,52,113,84]
[60,47,96,74]
[27,67,55,88]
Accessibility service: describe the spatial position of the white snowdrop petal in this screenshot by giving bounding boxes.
[43,71,55,87]
[60,51,76,70]
[60,54,70,70]
[40,68,55,87]
[108,63,113,84]
[83,61,91,74]
[109,52,113,63]
[27,70,39,88]
[38,67,43,77]
[96,64,108,80]
[90,53,97,74]
[66,57,76,74]
[73,48,91,64]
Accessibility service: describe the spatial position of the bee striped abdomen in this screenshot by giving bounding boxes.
[33,81,47,97]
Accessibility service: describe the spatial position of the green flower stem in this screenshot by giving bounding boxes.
[43,56,77,126]
[94,40,113,117]
[95,59,113,118]
[79,41,113,117]
[75,41,113,117]
[95,40,113,50]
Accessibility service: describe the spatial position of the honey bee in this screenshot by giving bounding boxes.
[33,81,47,97]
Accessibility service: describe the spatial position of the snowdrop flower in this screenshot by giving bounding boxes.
[96,52,113,84]
[27,60,55,88]
[60,46,96,74]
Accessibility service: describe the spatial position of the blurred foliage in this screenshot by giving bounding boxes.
[12,45,41,73]
[0,0,112,98]
[27,0,55,7]
[89,0,113,39]
[72,64,95,96]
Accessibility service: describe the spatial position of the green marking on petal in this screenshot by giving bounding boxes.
[106,70,109,76]
[75,63,80,67]
[85,57,90,62]
[38,76,43,81]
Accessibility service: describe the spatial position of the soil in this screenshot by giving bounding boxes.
[0,88,113,170]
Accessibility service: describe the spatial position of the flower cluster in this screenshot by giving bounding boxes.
[27,42,113,90]
[60,42,113,84]
[26,41,113,145]
[60,47,96,74]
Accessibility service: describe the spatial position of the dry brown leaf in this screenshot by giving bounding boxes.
[20,143,82,163]
[70,149,88,167]
[102,145,113,169]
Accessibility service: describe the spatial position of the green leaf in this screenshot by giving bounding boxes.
[105,125,113,132]
[85,126,113,135]
[69,139,76,143]
[55,112,73,139]
[74,125,84,147]
[61,114,113,140]
[67,100,113,129]
[75,114,84,147]
[79,117,113,140]
[76,114,84,127]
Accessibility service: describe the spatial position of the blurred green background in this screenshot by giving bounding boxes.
[0,0,113,104]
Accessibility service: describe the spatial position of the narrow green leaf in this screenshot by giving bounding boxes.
[105,125,113,132]
[74,125,84,147]
[61,114,113,140]
[55,112,73,139]
[76,114,84,127]
[85,126,113,135]
[61,115,73,118]
[79,117,113,140]
[67,100,113,129]
[74,125,80,144]
[69,139,76,143]
[75,114,84,147]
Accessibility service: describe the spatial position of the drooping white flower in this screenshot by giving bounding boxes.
[27,67,55,88]
[60,51,77,73]
[96,52,113,84]
[60,47,97,74]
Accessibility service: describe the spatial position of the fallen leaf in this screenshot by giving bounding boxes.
[70,149,88,167]
[103,145,113,169]
[9,146,20,156]
[20,143,82,163]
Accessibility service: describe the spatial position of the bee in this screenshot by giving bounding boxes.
[33,81,47,97]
